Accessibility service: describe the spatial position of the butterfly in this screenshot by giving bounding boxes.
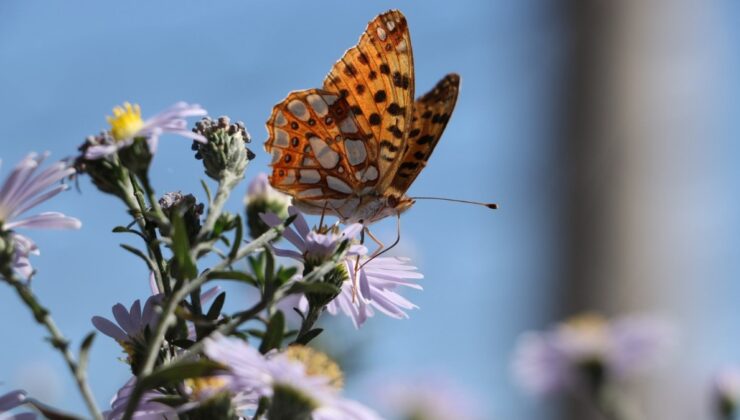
[265,10,461,227]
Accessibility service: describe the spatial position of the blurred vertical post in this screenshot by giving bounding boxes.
[557,0,719,419]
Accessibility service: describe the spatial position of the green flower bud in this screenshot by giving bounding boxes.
[244,173,291,240]
[268,384,318,420]
[75,133,136,199]
[192,116,253,184]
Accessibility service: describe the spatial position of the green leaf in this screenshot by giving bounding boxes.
[171,212,197,280]
[297,328,323,344]
[137,359,224,392]
[229,214,243,260]
[286,281,340,296]
[78,331,96,374]
[200,179,212,204]
[24,398,82,420]
[276,266,298,286]
[206,270,259,287]
[119,244,156,271]
[259,310,285,354]
[264,249,275,288]
[206,292,227,321]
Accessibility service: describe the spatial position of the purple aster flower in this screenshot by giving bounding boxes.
[511,313,677,396]
[104,377,176,420]
[712,366,740,418]
[204,334,381,420]
[0,389,35,420]
[0,153,81,277]
[264,207,423,328]
[375,376,483,420]
[92,294,162,354]
[84,102,207,160]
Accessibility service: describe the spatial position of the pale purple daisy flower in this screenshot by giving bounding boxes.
[512,313,677,396]
[204,334,382,420]
[245,173,291,208]
[92,294,163,351]
[264,207,423,328]
[0,153,81,277]
[711,366,740,417]
[85,102,207,160]
[104,377,176,420]
[260,206,365,264]
[376,376,483,420]
[0,389,35,420]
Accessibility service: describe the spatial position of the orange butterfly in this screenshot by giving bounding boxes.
[265,10,464,228]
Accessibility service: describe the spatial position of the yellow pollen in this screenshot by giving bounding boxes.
[285,345,344,389]
[184,377,227,400]
[107,102,144,141]
[564,313,608,332]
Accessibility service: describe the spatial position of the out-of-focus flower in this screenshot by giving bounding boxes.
[376,376,483,420]
[0,153,81,278]
[712,366,740,419]
[84,102,207,160]
[512,313,677,396]
[104,377,176,420]
[264,207,423,328]
[191,116,253,183]
[244,173,291,239]
[0,389,35,420]
[204,334,381,420]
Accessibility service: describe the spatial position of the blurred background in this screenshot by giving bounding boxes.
[0,1,738,419]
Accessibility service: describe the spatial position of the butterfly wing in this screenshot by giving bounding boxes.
[323,9,415,193]
[265,88,381,219]
[390,73,461,194]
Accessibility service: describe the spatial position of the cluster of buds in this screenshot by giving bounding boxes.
[158,191,205,243]
[192,116,254,183]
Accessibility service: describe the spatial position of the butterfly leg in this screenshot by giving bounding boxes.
[360,213,402,269]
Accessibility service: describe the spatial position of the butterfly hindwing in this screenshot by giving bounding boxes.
[265,88,381,217]
[390,73,460,194]
[323,10,415,193]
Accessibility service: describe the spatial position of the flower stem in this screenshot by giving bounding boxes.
[1,270,103,420]
[121,223,284,420]
[294,303,322,345]
[198,174,238,242]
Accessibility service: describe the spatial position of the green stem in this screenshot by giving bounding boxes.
[198,174,238,242]
[121,224,284,420]
[294,303,322,345]
[127,174,170,295]
[1,271,103,420]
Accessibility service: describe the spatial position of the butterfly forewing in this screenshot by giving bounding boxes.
[323,10,415,193]
[265,88,381,218]
[390,73,460,194]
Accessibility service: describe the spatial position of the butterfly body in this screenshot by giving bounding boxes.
[265,10,459,225]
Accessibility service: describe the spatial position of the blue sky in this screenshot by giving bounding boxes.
[12,1,740,418]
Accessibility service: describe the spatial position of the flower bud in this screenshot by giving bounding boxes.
[268,384,318,420]
[192,116,253,184]
[0,230,16,276]
[245,173,290,239]
[158,192,204,243]
[75,133,136,199]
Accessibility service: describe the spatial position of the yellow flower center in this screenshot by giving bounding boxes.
[285,345,344,389]
[184,377,227,400]
[107,102,144,141]
[564,313,607,332]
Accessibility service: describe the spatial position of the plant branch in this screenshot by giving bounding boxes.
[1,270,103,420]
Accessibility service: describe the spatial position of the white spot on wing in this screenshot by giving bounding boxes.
[338,117,358,134]
[377,27,387,41]
[386,20,396,32]
[308,136,340,169]
[280,170,296,185]
[396,39,407,53]
[302,157,317,166]
[299,169,321,184]
[327,176,353,194]
[287,99,309,121]
[306,94,328,117]
[355,165,378,182]
[274,128,289,147]
[274,111,287,127]
[271,150,281,163]
[298,188,323,198]
[344,139,367,166]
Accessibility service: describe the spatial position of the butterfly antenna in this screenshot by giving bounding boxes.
[360,214,402,269]
[410,196,498,209]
